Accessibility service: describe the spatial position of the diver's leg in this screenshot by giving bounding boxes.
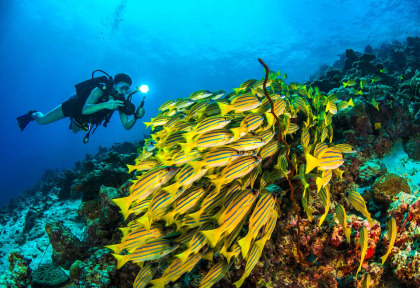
[31,105,65,125]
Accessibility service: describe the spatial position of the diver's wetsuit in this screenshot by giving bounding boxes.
[61,92,113,129]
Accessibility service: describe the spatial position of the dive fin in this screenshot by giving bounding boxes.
[17,110,36,131]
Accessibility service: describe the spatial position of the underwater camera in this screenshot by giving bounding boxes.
[112,89,137,115]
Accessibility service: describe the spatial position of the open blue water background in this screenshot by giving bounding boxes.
[0,0,418,206]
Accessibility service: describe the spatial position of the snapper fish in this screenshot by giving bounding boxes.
[189,90,213,100]
[305,148,344,174]
[380,216,397,265]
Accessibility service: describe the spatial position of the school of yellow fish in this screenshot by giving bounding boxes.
[108,70,396,287]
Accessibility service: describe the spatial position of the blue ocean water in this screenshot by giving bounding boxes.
[0,0,418,206]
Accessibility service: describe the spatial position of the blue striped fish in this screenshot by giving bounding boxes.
[133,263,156,288]
[356,226,368,275]
[199,260,231,288]
[201,189,259,247]
[259,140,282,159]
[238,193,275,258]
[179,129,234,156]
[230,113,264,141]
[113,166,179,220]
[208,156,262,193]
[335,204,351,243]
[218,94,262,116]
[346,190,372,225]
[227,135,266,152]
[318,185,330,227]
[112,239,178,269]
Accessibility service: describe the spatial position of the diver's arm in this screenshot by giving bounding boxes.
[82,88,123,115]
[119,111,137,130]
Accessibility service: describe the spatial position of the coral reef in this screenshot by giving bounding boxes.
[372,173,411,206]
[384,192,420,287]
[31,263,70,288]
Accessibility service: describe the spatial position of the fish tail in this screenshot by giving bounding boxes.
[179,142,194,157]
[202,250,214,261]
[112,254,129,270]
[105,244,121,254]
[380,253,389,265]
[143,122,152,129]
[234,275,247,288]
[238,234,252,259]
[163,183,181,199]
[175,250,190,265]
[348,98,354,107]
[187,210,203,226]
[118,227,130,238]
[189,161,204,172]
[304,153,319,174]
[136,214,152,231]
[148,277,167,288]
[201,228,221,248]
[305,206,313,222]
[315,177,323,193]
[161,212,175,226]
[344,227,351,243]
[230,127,245,142]
[210,177,224,195]
[220,245,228,258]
[218,102,230,116]
[318,213,327,227]
[112,196,132,220]
[126,164,136,174]
[226,251,235,264]
[183,131,195,143]
[233,88,240,94]
[342,82,348,88]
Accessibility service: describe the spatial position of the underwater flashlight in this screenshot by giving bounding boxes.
[139,84,149,94]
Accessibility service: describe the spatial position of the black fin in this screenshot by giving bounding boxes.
[17,110,36,131]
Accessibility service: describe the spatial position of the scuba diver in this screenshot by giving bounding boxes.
[17,70,146,143]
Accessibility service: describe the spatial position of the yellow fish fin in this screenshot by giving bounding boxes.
[112,254,129,270]
[201,228,221,248]
[305,153,319,174]
[112,196,132,221]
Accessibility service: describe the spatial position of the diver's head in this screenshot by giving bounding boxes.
[113,73,132,95]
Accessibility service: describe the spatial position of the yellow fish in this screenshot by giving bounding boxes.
[149,250,204,288]
[333,143,357,153]
[113,166,179,220]
[356,226,368,275]
[346,190,372,225]
[208,156,262,194]
[380,216,397,265]
[201,189,259,247]
[363,273,371,288]
[112,239,178,269]
[335,204,351,243]
[199,260,231,288]
[372,98,379,111]
[189,89,213,100]
[127,159,158,174]
[305,148,344,174]
[234,239,264,288]
[342,79,357,88]
[372,75,382,83]
[318,185,330,227]
[374,122,382,130]
[133,263,157,288]
[230,113,264,141]
[218,94,262,116]
[238,193,276,258]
